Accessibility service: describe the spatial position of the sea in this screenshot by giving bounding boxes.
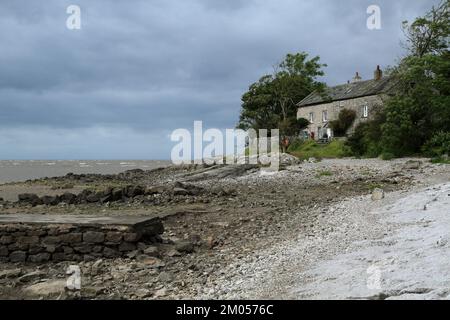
[0,160,172,184]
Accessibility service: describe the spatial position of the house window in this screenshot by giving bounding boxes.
[362,105,369,118]
[309,112,314,123]
[322,110,328,122]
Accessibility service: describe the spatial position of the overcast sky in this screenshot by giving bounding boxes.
[0,0,439,159]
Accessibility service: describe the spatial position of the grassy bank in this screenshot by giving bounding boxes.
[287,139,350,160]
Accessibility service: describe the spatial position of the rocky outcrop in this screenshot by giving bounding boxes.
[15,181,216,207]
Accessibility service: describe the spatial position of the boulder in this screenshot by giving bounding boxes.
[86,192,102,203]
[23,280,67,298]
[145,186,166,195]
[18,193,42,206]
[111,188,123,201]
[403,160,421,170]
[371,188,385,201]
[41,195,60,206]
[125,185,145,198]
[175,241,195,253]
[60,192,77,204]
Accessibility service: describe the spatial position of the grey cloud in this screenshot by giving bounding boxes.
[0,0,441,159]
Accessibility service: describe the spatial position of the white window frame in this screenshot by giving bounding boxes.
[362,104,369,118]
[309,112,314,123]
[322,110,328,122]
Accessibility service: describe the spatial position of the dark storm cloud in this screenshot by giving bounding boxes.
[0,0,441,159]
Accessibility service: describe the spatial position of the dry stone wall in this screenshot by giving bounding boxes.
[0,215,164,263]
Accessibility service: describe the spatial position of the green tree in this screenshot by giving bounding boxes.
[329,109,356,137]
[382,1,450,155]
[237,52,326,139]
[347,1,450,158]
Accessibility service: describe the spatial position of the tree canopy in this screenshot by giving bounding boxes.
[237,52,326,137]
[347,0,450,159]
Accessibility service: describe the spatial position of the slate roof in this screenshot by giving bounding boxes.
[298,76,398,107]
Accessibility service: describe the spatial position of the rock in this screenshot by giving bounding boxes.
[0,236,13,245]
[23,280,67,298]
[82,286,105,298]
[83,231,105,243]
[110,188,123,201]
[18,193,42,206]
[173,187,189,196]
[41,195,60,206]
[77,189,93,202]
[61,193,77,204]
[135,288,152,298]
[86,192,102,203]
[124,232,141,242]
[158,271,174,282]
[118,242,136,252]
[153,287,167,298]
[103,247,120,258]
[10,251,27,262]
[166,249,181,257]
[175,241,194,253]
[126,185,146,198]
[19,270,46,283]
[99,194,113,203]
[371,188,385,201]
[143,246,159,257]
[105,232,123,243]
[206,236,217,249]
[0,245,8,256]
[60,233,82,243]
[28,253,51,263]
[403,160,421,170]
[0,268,22,279]
[42,236,61,245]
[145,186,166,195]
[136,255,165,268]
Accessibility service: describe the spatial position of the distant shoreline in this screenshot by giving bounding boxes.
[0,160,172,184]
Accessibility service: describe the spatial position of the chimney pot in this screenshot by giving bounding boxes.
[351,71,362,83]
[374,65,383,80]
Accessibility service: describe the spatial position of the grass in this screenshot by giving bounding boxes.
[315,170,333,178]
[431,156,450,164]
[287,139,350,160]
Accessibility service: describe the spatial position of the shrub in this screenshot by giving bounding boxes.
[329,109,357,137]
[422,131,450,157]
[381,152,395,160]
[346,111,385,157]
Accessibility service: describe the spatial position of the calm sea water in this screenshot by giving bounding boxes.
[0,160,171,184]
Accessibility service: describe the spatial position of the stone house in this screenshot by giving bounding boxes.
[297,66,397,140]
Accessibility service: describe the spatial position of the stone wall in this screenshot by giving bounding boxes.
[297,94,387,139]
[0,215,164,263]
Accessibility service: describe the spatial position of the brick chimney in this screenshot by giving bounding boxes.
[374,65,383,80]
[351,72,362,83]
